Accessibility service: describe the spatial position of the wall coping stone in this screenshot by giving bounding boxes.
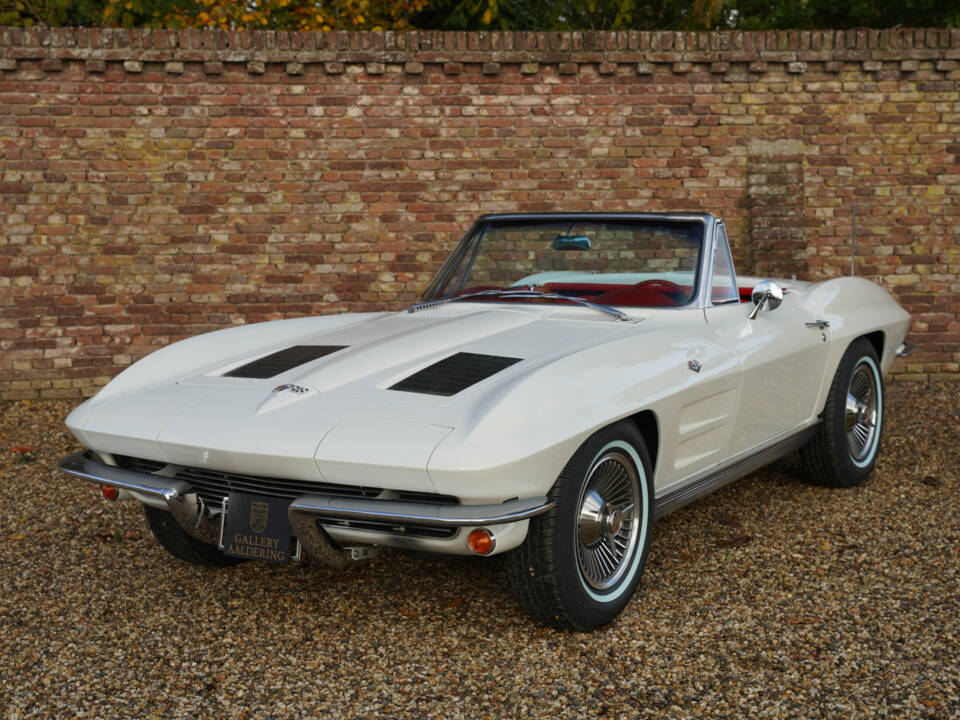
[1,27,958,77]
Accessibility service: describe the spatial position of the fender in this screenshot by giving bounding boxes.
[801,277,910,416]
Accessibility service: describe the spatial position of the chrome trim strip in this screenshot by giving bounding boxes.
[654,426,818,519]
[704,221,742,308]
[697,216,719,309]
[289,494,554,528]
[475,212,715,223]
[217,496,229,549]
[59,451,188,501]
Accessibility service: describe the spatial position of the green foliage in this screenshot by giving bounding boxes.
[731,0,960,30]
[0,0,428,29]
[0,0,178,27]
[162,0,428,31]
[416,0,959,30]
[412,0,693,30]
[101,0,183,28]
[0,0,91,26]
[412,0,556,31]
[0,0,957,30]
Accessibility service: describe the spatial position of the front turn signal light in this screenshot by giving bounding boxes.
[467,528,496,556]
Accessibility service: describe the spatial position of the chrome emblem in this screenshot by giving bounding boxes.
[687,360,702,373]
[250,501,269,534]
[272,384,309,394]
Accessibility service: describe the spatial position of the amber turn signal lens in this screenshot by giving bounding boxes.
[467,528,496,556]
[99,484,119,501]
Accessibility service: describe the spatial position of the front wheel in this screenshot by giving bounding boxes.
[801,338,884,488]
[508,421,654,631]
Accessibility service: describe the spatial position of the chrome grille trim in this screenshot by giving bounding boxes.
[112,455,458,507]
[317,518,457,539]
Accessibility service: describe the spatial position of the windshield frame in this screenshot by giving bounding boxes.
[420,212,718,310]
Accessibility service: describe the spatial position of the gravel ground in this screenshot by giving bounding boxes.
[1,381,958,719]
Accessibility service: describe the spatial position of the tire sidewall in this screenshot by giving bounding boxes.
[550,423,654,628]
[831,341,884,483]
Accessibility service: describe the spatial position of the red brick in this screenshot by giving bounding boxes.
[0,29,955,397]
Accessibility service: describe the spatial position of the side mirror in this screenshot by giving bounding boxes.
[748,280,784,320]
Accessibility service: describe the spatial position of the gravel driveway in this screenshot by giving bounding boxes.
[1,382,958,719]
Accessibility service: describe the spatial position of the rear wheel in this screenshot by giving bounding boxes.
[143,505,245,567]
[508,421,654,630]
[801,339,884,488]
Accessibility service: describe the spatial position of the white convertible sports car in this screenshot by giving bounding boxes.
[61,213,911,630]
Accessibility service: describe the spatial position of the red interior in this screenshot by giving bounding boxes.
[547,282,689,307]
[457,282,756,307]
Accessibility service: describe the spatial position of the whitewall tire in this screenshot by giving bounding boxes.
[508,421,654,630]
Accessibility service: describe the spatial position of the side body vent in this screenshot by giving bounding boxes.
[224,345,346,379]
[390,352,522,397]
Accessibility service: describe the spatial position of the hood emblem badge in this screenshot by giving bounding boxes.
[687,360,702,373]
[272,384,310,394]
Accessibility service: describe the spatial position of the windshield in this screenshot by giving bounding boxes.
[423,218,704,308]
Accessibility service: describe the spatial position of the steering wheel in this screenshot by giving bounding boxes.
[634,279,683,294]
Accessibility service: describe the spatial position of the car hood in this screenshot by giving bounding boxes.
[71,304,641,493]
[180,305,635,396]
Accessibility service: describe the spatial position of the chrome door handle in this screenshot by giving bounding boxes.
[805,320,830,329]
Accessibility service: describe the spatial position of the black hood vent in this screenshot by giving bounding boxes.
[224,345,346,379]
[390,352,522,397]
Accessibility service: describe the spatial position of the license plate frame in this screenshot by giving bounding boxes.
[218,493,296,564]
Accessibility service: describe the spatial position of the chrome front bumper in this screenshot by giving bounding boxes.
[59,451,553,562]
[895,341,915,358]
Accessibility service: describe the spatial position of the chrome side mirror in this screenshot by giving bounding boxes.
[748,280,784,320]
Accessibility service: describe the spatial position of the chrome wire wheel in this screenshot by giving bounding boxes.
[845,360,880,463]
[575,450,641,592]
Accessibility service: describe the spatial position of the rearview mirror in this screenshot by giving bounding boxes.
[552,235,591,251]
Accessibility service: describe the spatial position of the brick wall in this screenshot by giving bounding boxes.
[1,27,958,399]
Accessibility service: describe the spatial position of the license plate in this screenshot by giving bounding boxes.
[219,493,293,564]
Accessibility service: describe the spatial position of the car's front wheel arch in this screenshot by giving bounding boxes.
[627,409,660,481]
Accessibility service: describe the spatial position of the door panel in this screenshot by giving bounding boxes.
[706,299,829,456]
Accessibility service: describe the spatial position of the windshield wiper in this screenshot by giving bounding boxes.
[407,289,633,322]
